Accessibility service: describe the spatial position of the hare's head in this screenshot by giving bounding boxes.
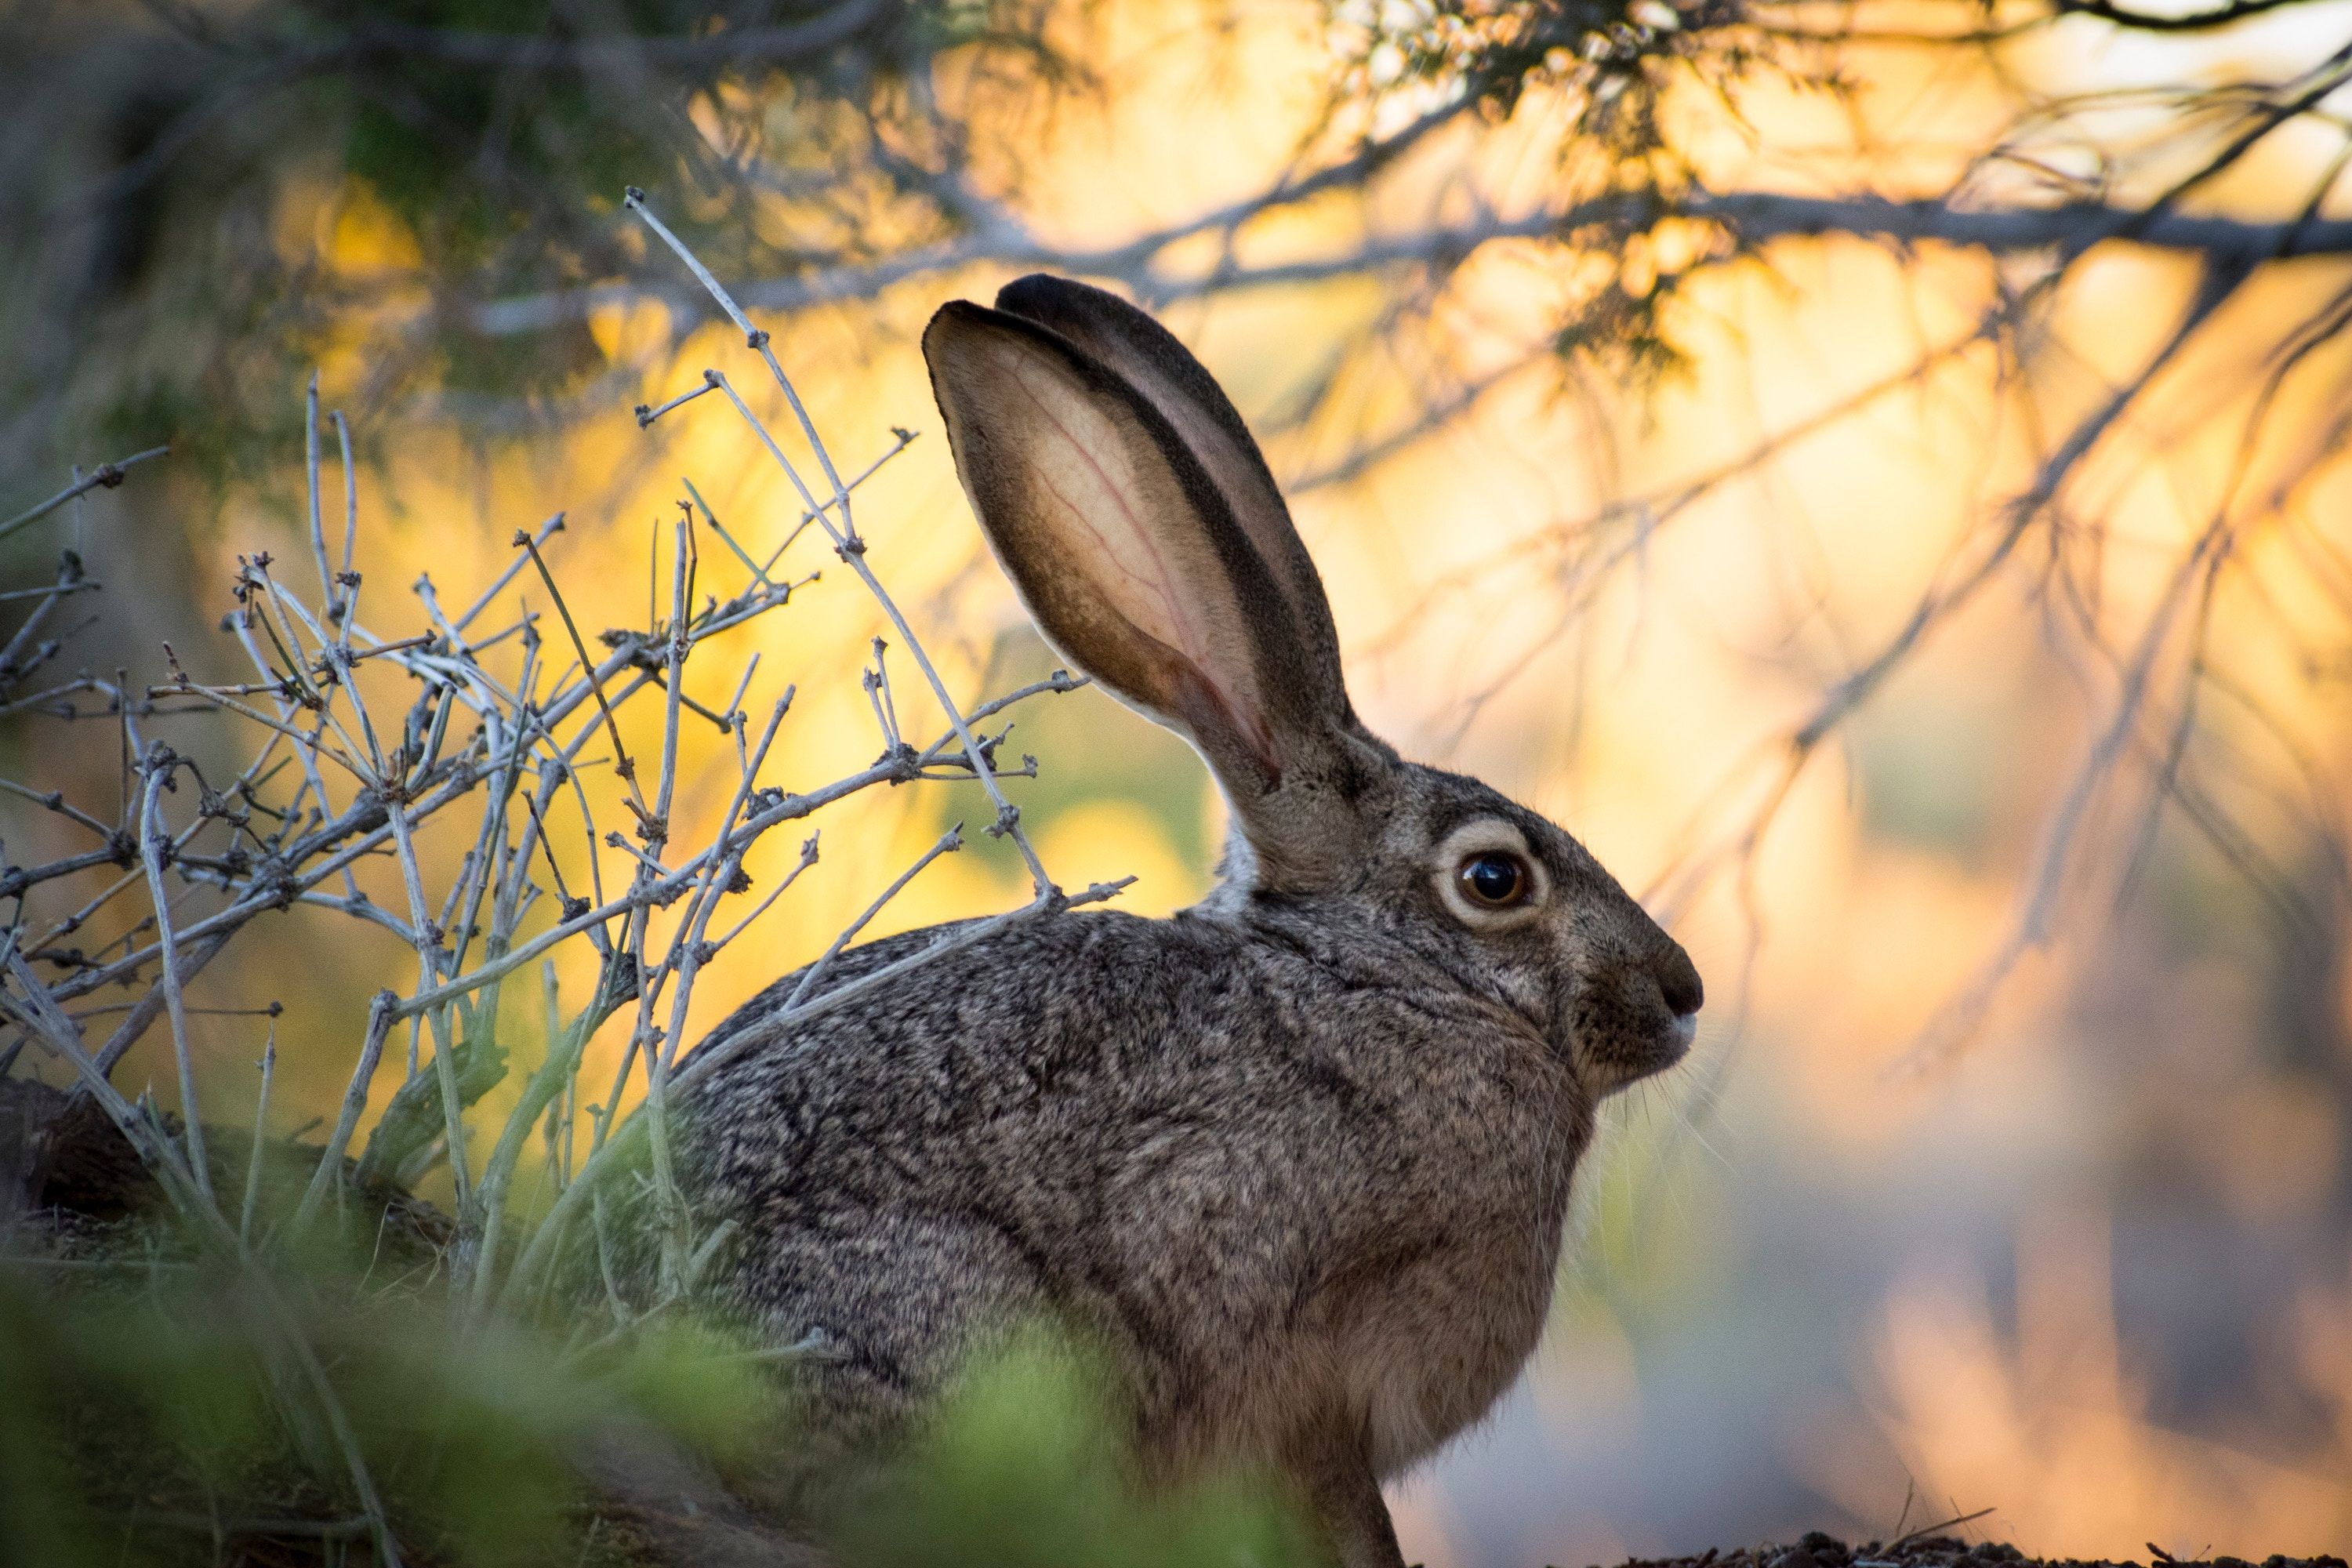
[925,278,1700,1094]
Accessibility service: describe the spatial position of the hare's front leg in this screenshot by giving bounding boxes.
[1287,1426,1406,1568]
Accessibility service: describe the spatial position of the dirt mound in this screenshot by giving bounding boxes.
[1601,1536,2348,1568]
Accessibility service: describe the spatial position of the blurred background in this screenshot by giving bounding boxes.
[3,0,2350,1561]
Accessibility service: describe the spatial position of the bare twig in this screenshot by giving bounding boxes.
[136,752,213,1205]
[0,446,168,543]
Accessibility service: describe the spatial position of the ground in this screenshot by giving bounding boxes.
[1599,1537,2349,1568]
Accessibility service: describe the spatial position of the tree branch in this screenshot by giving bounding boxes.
[467,188,2352,339]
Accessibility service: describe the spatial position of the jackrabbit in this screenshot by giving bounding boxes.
[672,275,1704,1567]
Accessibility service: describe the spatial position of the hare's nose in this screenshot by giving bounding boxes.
[1651,943,1704,1019]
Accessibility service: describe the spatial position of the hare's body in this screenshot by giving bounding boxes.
[671,274,1701,1566]
[685,899,1587,1478]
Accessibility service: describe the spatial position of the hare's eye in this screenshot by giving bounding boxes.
[1457,851,1530,908]
[1433,823,1548,930]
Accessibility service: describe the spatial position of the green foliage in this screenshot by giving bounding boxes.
[836,1329,1321,1568]
[0,1247,782,1566]
[0,1288,105,1568]
[0,1235,1313,1566]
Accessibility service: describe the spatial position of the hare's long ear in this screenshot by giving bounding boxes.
[989,274,1356,734]
[924,300,1377,893]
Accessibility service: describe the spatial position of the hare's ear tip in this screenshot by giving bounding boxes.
[996,272,1129,320]
[995,272,1075,309]
[923,298,994,333]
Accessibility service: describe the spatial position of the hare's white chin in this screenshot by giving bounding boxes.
[1671,1011,1699,1050]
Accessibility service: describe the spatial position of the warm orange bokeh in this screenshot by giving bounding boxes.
[77,1,2352,1559]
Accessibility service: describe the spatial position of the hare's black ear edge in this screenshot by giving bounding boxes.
[994,271,1116,325]
[992,274,1263,445]
[993,274,1165,350]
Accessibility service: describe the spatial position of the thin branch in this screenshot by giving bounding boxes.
[0,447,168,544]
[136,753,213,1204]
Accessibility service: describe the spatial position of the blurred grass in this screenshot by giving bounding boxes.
[834,1330,1320,1568]
[0,1221,1318,1567]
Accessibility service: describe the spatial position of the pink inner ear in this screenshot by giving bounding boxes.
[986,338,1272,764]
[995,343,1203,662]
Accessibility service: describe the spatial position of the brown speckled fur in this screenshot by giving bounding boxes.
[670,277,1701,1566]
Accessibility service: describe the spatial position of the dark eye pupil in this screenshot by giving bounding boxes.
[1465,854,1522,904]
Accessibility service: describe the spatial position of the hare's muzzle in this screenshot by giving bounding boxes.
[1573,935,1706,1094]
[1631,940,1704,1076]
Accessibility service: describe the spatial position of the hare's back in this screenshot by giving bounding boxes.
[674,909,1329,1250]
